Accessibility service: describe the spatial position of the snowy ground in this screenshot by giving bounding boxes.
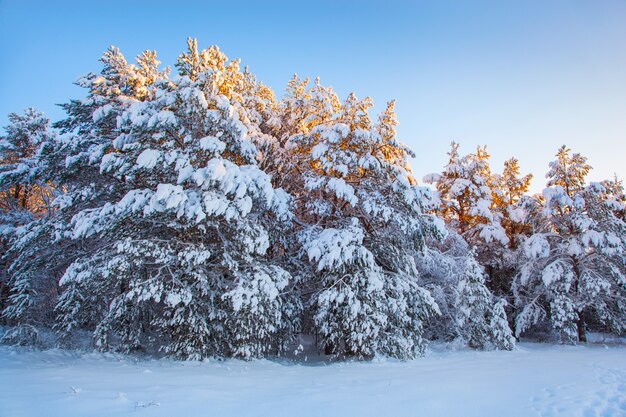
[1,343,625,417]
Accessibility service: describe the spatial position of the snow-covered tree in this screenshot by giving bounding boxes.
[0,109,58,344]
[492,157,533,246]
[454,253,515,349]
[514,147,626,342]
[50,40,301,359]
[282,81,444,358]
[599,175,625,221]
[427,143,509,243]
[425,143,510,288]
[0,108,56,217]
[416,233,515,350]
[486,157,534,295]
[1,46,160,345]
[546,145,590,196]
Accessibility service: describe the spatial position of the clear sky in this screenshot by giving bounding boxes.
[1,0,625,192]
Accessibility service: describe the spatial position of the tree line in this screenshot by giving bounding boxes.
[0,39,624,359]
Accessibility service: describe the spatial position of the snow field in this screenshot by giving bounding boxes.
[1,343,625,417]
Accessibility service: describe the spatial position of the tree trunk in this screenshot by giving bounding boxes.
[576,317,586,343]
[13,184,21,201]
[572,258,586,343]
[20,186,29,210]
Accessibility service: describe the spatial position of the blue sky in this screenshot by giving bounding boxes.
[1,0,625,191]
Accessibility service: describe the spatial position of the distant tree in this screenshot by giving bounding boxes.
[0,108,55,216]
[514,146,626,342]
[425,143,510,284]
[492,157,533,246]
[426,143,508,244]
[546,145,590,195]
[599,175,626,221]
[486,157,534,296]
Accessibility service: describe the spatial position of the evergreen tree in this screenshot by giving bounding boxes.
[1,46,160,345]
[0,109,57,344]
[426,143,508,244]
[488,157,534,295]
[425,143,509,287]
[492,157,533,247]
[0,108,55,216]
[514,147,626,342]
[282,81,443,358]
[52,40,300,359]
[546,145,590,195]
[454,253,515,349]
[599,175,625,221]
[416,233,515,350]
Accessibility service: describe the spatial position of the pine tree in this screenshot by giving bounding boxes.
[487,157,534,296]
[425,143,510,287]
[454,253,515,349]
[53,40,300,359]
[281,80,443,358]
[426,143,508,244]
[0,109,57,344]
[492,157,533,246]
[0,108,55,216]
[599,175,625,221]
[514,147,626,342]
[416,233,515,350]
[1,45,162,345]
[546,145,590,196]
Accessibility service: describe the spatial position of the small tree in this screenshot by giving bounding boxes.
[455,253,515,349]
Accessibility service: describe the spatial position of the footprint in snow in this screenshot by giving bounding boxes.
[135,401,160,409]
